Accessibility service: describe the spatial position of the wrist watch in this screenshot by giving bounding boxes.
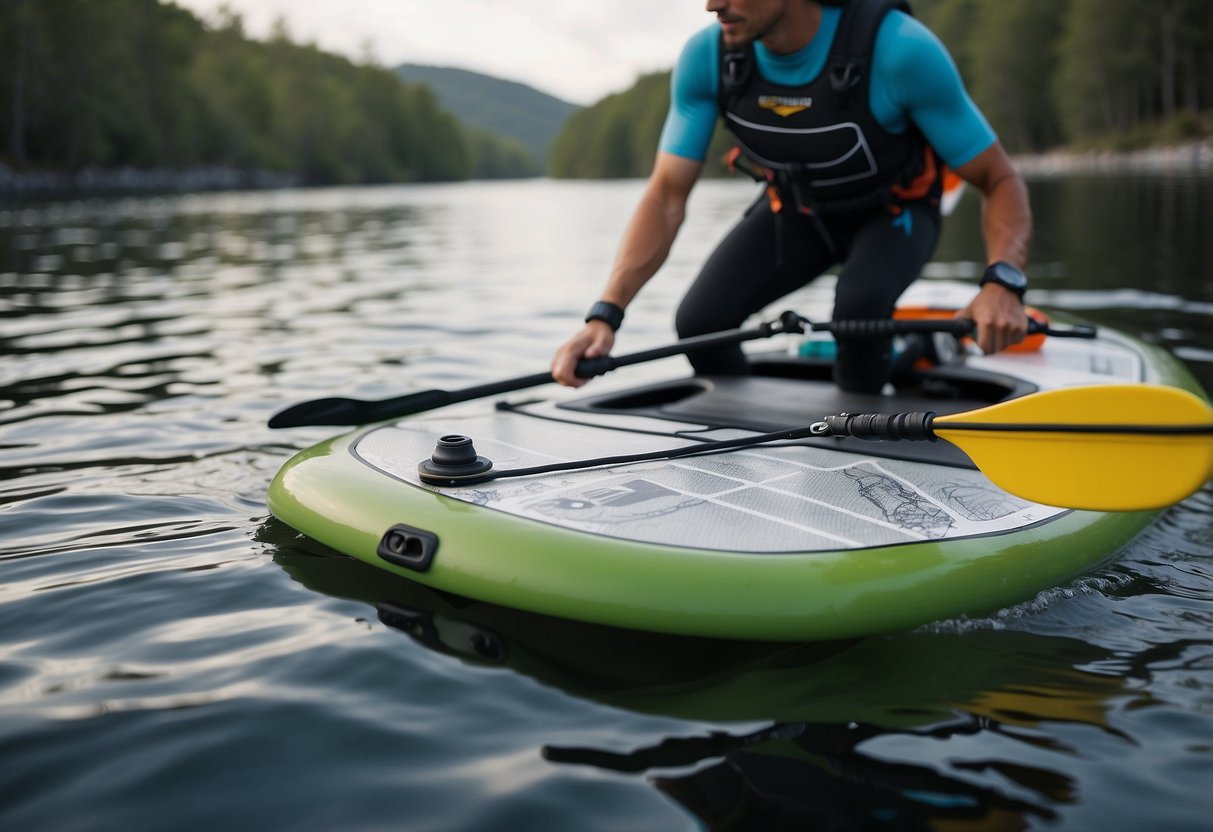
[585,300,625,331]
[980,261,1028,298]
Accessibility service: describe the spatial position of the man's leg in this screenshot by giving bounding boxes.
[676,207,833,374]
[831,205,941,393]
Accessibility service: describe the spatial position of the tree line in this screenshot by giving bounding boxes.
[0,0,532,185]
[550,0,1213,179]
[4,1,1210,187]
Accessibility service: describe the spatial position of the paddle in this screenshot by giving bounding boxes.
[268,311,806,428]
[419,384,1211,511]
[819,384,1213,511]
[268,312,1096,429]
[414,384,1211,510]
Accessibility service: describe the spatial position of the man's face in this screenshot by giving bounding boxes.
[705,0,790,48]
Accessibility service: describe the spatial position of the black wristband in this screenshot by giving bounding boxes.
[980,261,1028,298]
[585,300,625,331]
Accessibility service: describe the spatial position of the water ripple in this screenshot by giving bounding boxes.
[1,178,1211,831]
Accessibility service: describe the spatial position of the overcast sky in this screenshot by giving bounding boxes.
[173,0,711,105]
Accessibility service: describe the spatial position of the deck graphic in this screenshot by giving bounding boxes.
[354,416,1052,553]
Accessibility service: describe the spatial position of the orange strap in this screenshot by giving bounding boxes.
[889,147,942,203]
[766,185,783,214]
[724,145,744,174]
[894,305,1050,353]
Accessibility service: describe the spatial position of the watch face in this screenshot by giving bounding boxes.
[990,262,1027,289]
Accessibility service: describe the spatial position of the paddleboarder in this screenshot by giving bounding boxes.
[552,0,1032,393]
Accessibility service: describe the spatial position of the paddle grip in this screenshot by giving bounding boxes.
[818,319,972,338]
[1035,322,1098,338]
[955,317,1098,339]
[825,411,936,442]
[574,356,615,379]
[819,317,1096,340]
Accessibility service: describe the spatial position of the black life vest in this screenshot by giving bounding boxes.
[719,0,942,215]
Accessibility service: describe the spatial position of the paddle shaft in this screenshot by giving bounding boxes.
[268,312,802,428]
[366,320,792,421]
[268,312,1096,428]
[577,314,1090,382]
[400,316,1092,419]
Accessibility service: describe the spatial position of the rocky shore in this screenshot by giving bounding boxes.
[0,165,301,198]
[1015,140,1213,175]
[2,140,1209,199]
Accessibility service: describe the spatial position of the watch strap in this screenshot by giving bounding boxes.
[585,300,625,331]
[980,261,1027,298]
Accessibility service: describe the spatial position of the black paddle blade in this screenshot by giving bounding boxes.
[268,388,455,429]
[267,397,375,429]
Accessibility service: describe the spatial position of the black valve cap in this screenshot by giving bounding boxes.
[418,434,493,483]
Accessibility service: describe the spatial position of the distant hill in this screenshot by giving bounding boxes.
[394,64,579,168]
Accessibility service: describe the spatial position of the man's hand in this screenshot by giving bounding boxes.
[958,284,1028,354]
[551,321,615,387]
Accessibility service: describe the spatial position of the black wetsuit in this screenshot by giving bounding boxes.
[675,197,940,392]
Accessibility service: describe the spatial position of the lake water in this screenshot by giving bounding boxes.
[2,174,1212,830]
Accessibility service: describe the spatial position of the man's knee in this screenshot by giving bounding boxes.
[833,340,893,393]
[831,294,894,322]
[675,299,727,339]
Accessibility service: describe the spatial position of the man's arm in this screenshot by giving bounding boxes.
[551,152,703,387]
[877,14,1033,354]
[953,142,1033,355]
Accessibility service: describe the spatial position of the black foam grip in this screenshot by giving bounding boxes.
[824,411,936,441]
[574,356,615,378]
[833,318,973,338]
[822,319,900,338]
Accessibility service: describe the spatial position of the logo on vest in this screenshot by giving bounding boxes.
[757,95,813,117]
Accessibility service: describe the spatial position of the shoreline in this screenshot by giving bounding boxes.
[3,140,1210,199]
[1014,139,1213,175]
[0,165,302,199]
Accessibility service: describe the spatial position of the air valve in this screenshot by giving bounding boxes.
[417,434,493,485]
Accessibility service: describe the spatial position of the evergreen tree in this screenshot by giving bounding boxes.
[967,1,1065,152]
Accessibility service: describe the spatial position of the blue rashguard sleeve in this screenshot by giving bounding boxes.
[659,15,993,169]
[871,12,996,168]
[657,26,721,161]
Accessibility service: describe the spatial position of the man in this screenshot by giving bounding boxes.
[552,0,1031,393]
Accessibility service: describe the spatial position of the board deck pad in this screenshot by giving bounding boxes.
[353,411,1064,553]
[348,322,1158,555]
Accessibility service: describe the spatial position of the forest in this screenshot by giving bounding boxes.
[551,0,1213,178]
[2,0,1211,186]
[0,0,532,185]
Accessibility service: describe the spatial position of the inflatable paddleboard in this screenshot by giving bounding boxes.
[268,283,1205,640]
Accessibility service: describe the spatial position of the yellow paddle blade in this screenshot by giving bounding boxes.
[933,384,1213,511]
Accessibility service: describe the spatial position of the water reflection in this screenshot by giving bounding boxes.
[549,720,1066,830]
[269,519,1144,830]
